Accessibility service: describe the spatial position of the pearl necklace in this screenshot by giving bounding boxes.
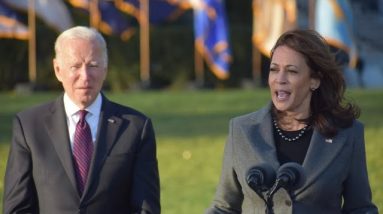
[273,119,308,142]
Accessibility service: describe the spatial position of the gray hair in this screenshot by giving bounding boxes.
[54,26,108,67]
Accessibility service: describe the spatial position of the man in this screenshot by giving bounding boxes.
[3,26,160,214]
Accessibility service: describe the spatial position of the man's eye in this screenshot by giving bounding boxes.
[70,65,80,70]
[89,62,99,68]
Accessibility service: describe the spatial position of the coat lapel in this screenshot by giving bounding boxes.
[44,96,78,194]
[254,107,280,170]
[295,128,347,195]
[249,103,281,170]
[81,97,126,200]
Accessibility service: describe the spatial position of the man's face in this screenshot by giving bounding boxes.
[53,38,107,109]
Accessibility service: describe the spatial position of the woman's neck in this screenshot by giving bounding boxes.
[276,111,310,131]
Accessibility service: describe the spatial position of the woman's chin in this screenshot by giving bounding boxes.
[272,100,291,112]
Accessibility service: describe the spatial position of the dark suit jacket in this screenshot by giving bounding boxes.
[206,103,378,214]
[4,94,160,214]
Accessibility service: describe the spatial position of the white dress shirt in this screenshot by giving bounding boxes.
[63,93,102,149]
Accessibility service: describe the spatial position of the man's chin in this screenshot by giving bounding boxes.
[77,95,95,107]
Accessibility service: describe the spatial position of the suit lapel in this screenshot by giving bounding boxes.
[295,128,347,195]
[44,96,78,194]
[82,97,126,200]
[249,103,281,170]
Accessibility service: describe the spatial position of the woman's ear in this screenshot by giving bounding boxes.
[310,78,320,91]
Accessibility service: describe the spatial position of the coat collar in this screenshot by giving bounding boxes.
[248,102,280,169]
[44,94,128,201]
[297,128,347,194]
[82,95,126,198]
[44,95,78,197]
[248,102,348,194]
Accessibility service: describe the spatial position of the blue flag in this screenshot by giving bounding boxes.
[115,0,186,24]
[193,0,231,79]
[97,2,135,41]
[67,0,134,41]
[0,1,28,40]
[315,0,358,67]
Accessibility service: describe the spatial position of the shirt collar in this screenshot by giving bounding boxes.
[63,93,102,118]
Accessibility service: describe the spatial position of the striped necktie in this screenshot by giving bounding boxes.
[73,110,93,195]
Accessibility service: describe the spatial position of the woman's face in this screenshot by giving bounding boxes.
[268,45,320,116]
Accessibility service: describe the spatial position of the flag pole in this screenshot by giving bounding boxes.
[251,0,261,87]
[252,45,262,87]
[28,0,36,84]
[89,0,99,28]
[308,0,316,29]
[194,45,204,86]
[139,0,150,86]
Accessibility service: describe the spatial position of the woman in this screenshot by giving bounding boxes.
[206,30,378,214]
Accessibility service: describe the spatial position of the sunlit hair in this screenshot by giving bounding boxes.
[270,29,360,138]
[54,26,108,68]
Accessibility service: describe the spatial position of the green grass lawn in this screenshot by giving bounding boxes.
[0,89,382,213]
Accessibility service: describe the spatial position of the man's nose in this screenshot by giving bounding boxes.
[79,64,91,80]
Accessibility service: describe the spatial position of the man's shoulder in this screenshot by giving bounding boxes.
[17,99,58,119]
[105,99,150,121]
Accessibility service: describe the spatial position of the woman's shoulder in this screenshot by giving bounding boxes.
[350,120,365,134]
[343,119,364,131]
[231,103,271,124]
[335,119,364,139]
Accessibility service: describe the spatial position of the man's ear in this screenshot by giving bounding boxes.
[53,58,63,82]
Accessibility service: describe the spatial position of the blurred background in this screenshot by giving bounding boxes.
[1,0,383,213]
[1,0,383,92]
